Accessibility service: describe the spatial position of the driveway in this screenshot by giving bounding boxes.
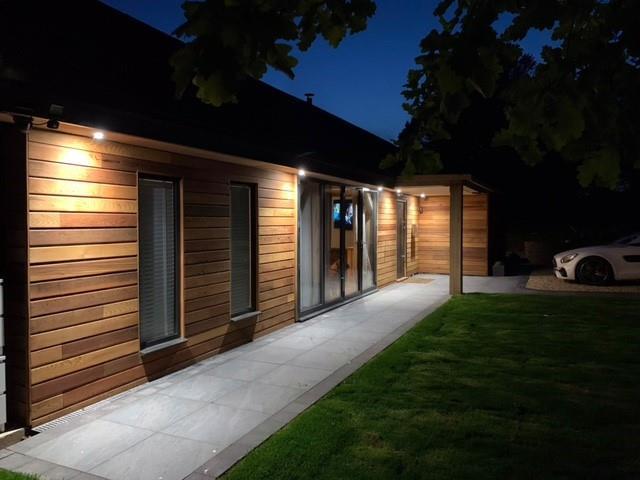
[0,276,522,480]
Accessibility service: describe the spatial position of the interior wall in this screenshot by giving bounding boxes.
[24,129,297,426]
[417,194,489,276]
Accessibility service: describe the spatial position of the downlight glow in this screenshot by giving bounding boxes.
[298,169,306,177]
[92,131,105,140]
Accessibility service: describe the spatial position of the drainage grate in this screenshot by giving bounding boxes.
[33,408,90,433]
[33,393,124,433]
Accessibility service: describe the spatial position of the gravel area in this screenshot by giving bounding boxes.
[527,270,640,293]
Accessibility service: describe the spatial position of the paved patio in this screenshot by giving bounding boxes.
[0,276,524,480]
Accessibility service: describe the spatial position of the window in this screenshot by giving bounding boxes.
[231,184,256,316]
[138,176,180,348]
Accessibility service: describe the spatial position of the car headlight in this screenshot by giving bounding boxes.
[560,253,578,263]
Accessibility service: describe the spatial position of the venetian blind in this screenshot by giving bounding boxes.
[231,184,253,316]
[139,177,178,347]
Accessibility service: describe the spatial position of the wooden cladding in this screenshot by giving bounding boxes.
[417,194,489,276]
[376,191,397,287]
[24,129,297,426]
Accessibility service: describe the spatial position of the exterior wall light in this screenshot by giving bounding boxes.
[420,193,426,199]
[377,186,383,192]
[396,188,402,194]
[298,169,306,177]
[93,131,105,140]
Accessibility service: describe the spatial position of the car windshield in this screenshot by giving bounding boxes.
[612,234,640,245]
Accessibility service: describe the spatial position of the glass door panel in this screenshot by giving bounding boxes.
[362,190,377,291]
[324,185,342,303]
[299,179,322,311]
[344,187,360,297]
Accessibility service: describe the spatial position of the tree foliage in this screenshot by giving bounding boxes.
[171,0,375,106]
[388,0,640,188]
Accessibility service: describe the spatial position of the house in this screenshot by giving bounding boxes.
[0,0,491,428]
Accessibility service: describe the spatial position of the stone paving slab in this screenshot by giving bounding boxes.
[0,279,484,479]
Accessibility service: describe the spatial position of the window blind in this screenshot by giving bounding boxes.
[231,184,253,316]
[139,177,179,347]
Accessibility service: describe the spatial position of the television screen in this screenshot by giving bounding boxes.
[332,201,341,226]
[333,200,353,230]
[344,202,354,229]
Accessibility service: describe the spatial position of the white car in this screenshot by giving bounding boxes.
[553,233,640,285]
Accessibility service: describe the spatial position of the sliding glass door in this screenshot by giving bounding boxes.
[344,187,359,297]
[298,179,377,317]
[362,190,377,291]
[299,180,322,311]
[324,185,342,303]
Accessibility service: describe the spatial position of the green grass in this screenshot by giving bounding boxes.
[0,470,39,480]
[225,294,640,479]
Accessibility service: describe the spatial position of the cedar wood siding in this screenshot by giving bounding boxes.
[376,191,397,287]
[417,194,489,276]
[25,129,297,426]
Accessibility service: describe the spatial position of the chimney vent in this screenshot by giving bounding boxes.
[304,93,315,105]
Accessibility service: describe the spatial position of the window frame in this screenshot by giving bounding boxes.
[230,182,258,319]
[137,174,182,350]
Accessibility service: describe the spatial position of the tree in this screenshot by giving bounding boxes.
[171,0,376,106]
[388,0,640,189]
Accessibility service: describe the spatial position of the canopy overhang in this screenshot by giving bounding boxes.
[394,174,492,295]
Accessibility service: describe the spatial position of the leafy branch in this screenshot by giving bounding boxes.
[388,0,640,189]
[171,0,376,106]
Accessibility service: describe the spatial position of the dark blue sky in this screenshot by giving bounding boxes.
[101,0,551,141]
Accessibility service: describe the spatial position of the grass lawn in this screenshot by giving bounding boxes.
[0,470,38,480]
[225,294,640,479]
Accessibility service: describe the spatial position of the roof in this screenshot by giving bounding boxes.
[396,175,493,192]
[0,0,396,184]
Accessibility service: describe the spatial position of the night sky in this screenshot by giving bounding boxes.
[101,0,552,142]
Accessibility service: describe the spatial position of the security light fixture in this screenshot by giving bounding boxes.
[298,169,306,177]
[47,103,64,130]
[420,193,426,199]
[396,188,402,194]
[92,131,105,140]
[377,186,383,192]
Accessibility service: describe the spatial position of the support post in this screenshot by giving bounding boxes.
[449,183,463,294]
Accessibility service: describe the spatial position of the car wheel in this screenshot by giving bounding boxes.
[575,256,614,285]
